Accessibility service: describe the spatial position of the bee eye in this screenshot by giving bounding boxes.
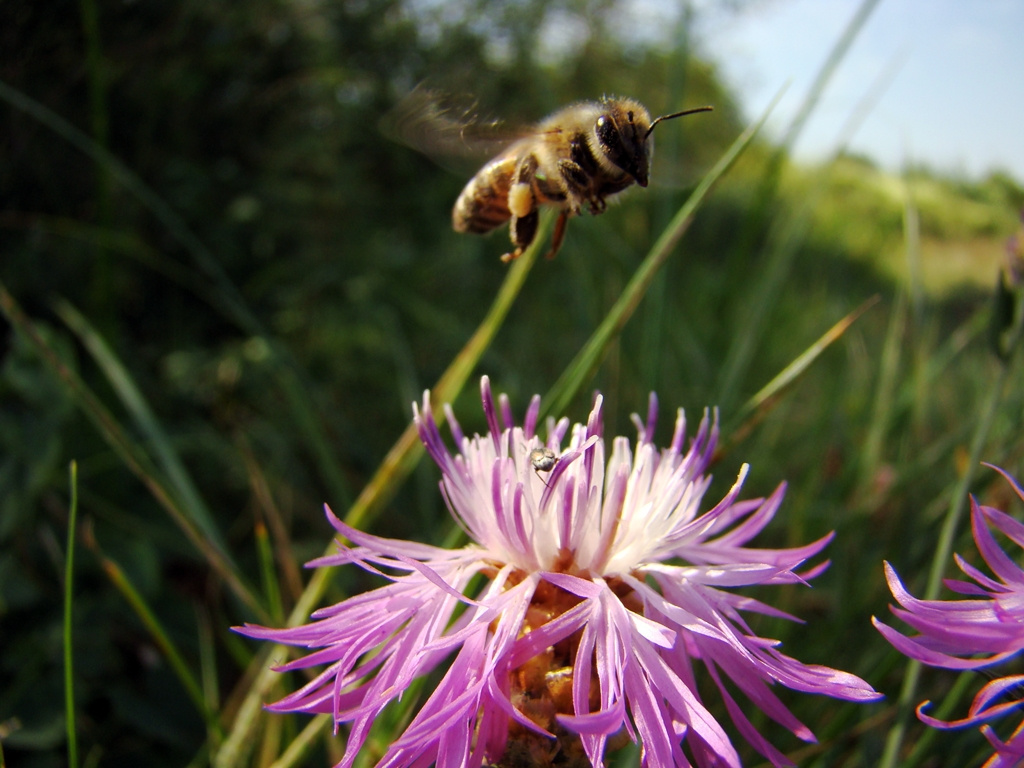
[596,114,627,166]
[627,110,634,122]
[595,110,650,185]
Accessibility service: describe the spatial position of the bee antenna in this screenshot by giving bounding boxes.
[645,105,714,139]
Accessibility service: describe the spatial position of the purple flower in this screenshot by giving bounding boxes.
[239,377,880,767]
[873,465,1024,768]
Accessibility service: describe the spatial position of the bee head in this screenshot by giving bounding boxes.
[594,100,714,187]
[594,99,655,187]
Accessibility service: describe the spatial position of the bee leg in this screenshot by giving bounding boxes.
[544,210,570,260]
[502,208,539,262]
[558,155,591,217]
[501,155,540,262]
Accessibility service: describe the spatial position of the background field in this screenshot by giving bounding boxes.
[2,1,1023,767]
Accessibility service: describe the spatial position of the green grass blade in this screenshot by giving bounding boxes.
[196,606,222,751]
[778,0,883,152]
[264,714,331,768]
[63,461,80,768]
[0,280,266,621]
[93,545,226,742]
[542,92,781,420]
[240,443,304,605]
[0,76,353,510]
[717,0,884,407]
[54,298,228,555]
[76,0,113,313]
[895,306,988,415]
[720,295,880,458]
[901,669,975,766]
[857,290,906,502]
[255,520,284,625]
[257,707,285,768]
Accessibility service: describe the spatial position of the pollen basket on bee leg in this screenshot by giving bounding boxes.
[508,182,533,219]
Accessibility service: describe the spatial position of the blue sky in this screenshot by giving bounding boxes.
[693,0,1024,180]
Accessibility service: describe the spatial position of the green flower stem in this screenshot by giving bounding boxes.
[265,714,331,768]
[902,670,976,766]
[64,462,80,768]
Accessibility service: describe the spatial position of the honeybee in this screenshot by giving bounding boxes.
[452,98,713,262]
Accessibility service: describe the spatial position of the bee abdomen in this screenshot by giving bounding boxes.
[453,183,511,233]
[452,156,516,234]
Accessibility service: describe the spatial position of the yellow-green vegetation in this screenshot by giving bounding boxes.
[789,154,1022,296]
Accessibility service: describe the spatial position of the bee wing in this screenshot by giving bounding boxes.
[380,85,530,172]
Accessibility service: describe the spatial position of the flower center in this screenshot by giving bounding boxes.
[491,576,634,766]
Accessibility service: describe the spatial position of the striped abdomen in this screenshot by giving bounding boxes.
[452,154,517,234]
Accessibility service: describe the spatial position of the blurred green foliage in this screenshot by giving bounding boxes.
[1,0,1023,767]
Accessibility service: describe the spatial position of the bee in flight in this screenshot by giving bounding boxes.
[452,98,713,262]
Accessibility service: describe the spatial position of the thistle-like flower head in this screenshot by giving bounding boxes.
[874,465,1024,767]
[239,377,880,767]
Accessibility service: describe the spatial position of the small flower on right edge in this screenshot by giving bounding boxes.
[873,465,1024,767]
